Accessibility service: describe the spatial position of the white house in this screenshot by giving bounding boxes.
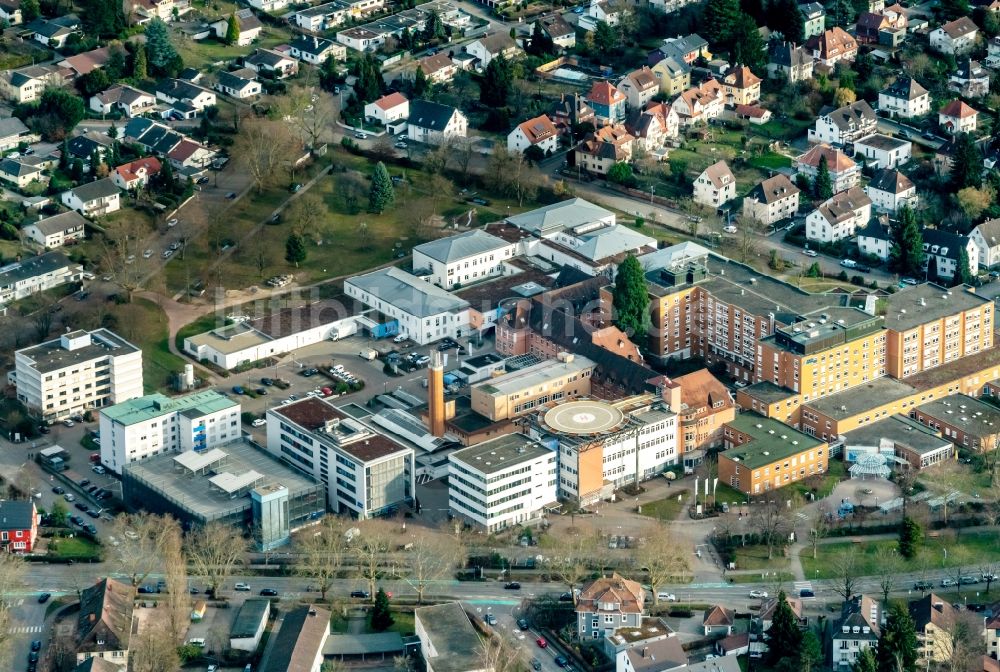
[112,157,162,191]
[14,328,143,423]
[99,390,241,474]
[155,79,217,111]
[245,0,287,11]
[808,100,877,145]
[857,220,893,261]
[0,158,45,189]
[877,78,930,118]
[832,596,881,669]
[215,70,262,99]
[692,160,736,208]
[0,117,32,152]
[939,99,978,134]
[90,85,156,117]
[448,434,557,532]
[742,174,800,226]
[211,9,262,46]
[921,228,978,280]
[507,114,558,155]
[244,49,298,79]
[579,0,620,30]
[60,179,121,217]
[407,99,467,146]
[412,229,515,291]
[929,17,978,55]
[969,218,1000,269]
[345,267,470,344]
[465,32,518,69]
[364,92,409,125]
[795,144,860,193]
[0,0,22,25]
[805,186,872,244]
[865,168,917,213]
[293,2,348,31]
[266,397,414,518]
[616,67,659,110]
[0,252,82,307]
[853,134,912,169]
[288,35,346,65]
[22,211,88,249]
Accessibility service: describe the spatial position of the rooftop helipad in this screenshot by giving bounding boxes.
[543,400,625,435]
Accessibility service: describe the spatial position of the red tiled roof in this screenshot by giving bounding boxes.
[373,91,408,111]
[516,114,558,144]
[939,99,977,118]
[587,81,626,106]
[113,156,161,183]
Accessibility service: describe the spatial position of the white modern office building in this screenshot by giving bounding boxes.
[13,329,143,423]
[344,267,470,345]
[448,433,557,532]
[98,390,241,474]
[412,229,515,290]
[266,397,414,518]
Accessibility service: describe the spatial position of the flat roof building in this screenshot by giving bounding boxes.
[842,415,952,470]
[448,433,557,532]
[910,393,1000,453]
[414,602,485,672]
[471,354,596,421]
[718,414,828,495]
[14,328,142,423]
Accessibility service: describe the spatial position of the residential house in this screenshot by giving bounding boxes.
[130,0,191,23]
[166,138,213,171]
[66,133,114,171]
[111,157,161,191]
[245,0,287,11]
[214,69,262,99]
[0,117,31,152]
[0,500,39,552]
[407,99,467,145]
[155,78,217,111]
[921,228,978,280]
[672,79,724,126]
[742,174,800,226]
[832,595,881,669]
[721,65,762,105]
[574,125,634,175]
[580,0,621,30]
[856,11,888,43]
[908,594,957,664]
[938,99,978,134]
[576,573,646,641]
[0,252,82,307]
[0,0,22,25]
[28,15,81,49]
[549,93,596,135]
[57,47,112,77]
[757,595,806,631]
[805,186,873,243]
[949,58,989,98]
[413,52,457,84]
[244,49,298,79]
[930,17,978,54]
[657,34,710,64]
[650,55,691,97]
[0,64,70,103]
[970,218,1000,269]
[61,179,121,217]
[878,77,930,118]
[22,211,89,249]
[365,92,409,125]
[986,615,1000,662]
[800,2,826,38]
[857,220,893,260]
[617,67,659,110]
[795,144,860,192]
[987,35,1000,67]
[76,578,133,666]
[587,81,628,124]
[466,32,518,69]
[805,27,858,65]
[625,101,679,153]
[733,104,772,125]
[693,160,736,208]
[767,42,813,82]
[212,9,262,46]
[808,100,877,145]
[293,1,349,31]
[288,35,345,65]
[703,606,735,636]
[0,157,44,189]
[539,14,575,48]
[615,629,688,672]
[853,134,912,169]
[258,606,330,672]
[89,85,156,117]
[336,26,382,52]
[865,168,917,213]
[508,114,559,155]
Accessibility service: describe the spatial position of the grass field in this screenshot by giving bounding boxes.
[48,536,103,560]
[640,491,689,522]
[105,298,188,392]
[728,571,796,584]
[732,544,791,570]
[749,152,793,170]
[801,530,1000,581]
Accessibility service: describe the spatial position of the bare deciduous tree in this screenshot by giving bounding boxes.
[810,505,831,559]
[875,546,902,604]
[637,524,689,606]
[162,518,190,645]
[479,631,524,672]
[282,86,334,150]
[401,530,464,604]
[99,217,148,301]
[352,519,395,600]
[186,522,248,596]
[233,116,296,193]
[131,622,181,672]
[749,500,792,560]
[296,515,350,601]
[109,512,175,586]
[542,525,598,603]
[830,547,859,601]
[0,554,26,668]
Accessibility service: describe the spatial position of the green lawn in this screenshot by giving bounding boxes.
[110,298,188,393]
[801,530,1000,580]
[732,544,790,570]
[173,25,293,72]
[48,536,103,560]
[749,152,793,170]
[639,491,689,522]
[728,571,796,584]
[713,483,747,506]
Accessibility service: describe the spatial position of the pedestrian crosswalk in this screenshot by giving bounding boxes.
[8,625,43,634]
[795,512,809,521]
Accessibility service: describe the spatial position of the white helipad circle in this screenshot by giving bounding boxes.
[544,400,624,435]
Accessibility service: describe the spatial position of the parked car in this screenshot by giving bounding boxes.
[504,582,521,590]
[484,614,497,625]
[138,585,156,594]
[251,418,266,427]
[941,578,957,587]
[555,656,569,668]
[234,583,251,591]
[260,588,279,596]
[749,590,768,598]
[914,581,933,591]
[517,618,530,630]
[52,486,65,495]
[657,592,677,601]
[350,590,370,599]
[800,589,815,598]
[37,593,51,604]
[803,249,818,257]
[960,575,979,584]
[558,592,574,602]
[531,659,542,671]
[536,637,548,648]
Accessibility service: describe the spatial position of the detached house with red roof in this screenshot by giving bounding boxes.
[576,573,646,640]
[587,81,627,124]
[721,65,761,105]
[672,79,723,126]
[112,157,162,191]
[364,92,409,125]
[939,99,978,134]
[0,500,39,552]
[795,144,860,192]
[805,27,858,66]
[508,114,559,154]
[930,17,978,54]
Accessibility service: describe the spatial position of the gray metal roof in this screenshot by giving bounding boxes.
[505,197,613,235]
[67,178,119,203]
[413,229,509,264]
[0,116,28,138]
[346,267,468,318]
[28,210,89,236]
